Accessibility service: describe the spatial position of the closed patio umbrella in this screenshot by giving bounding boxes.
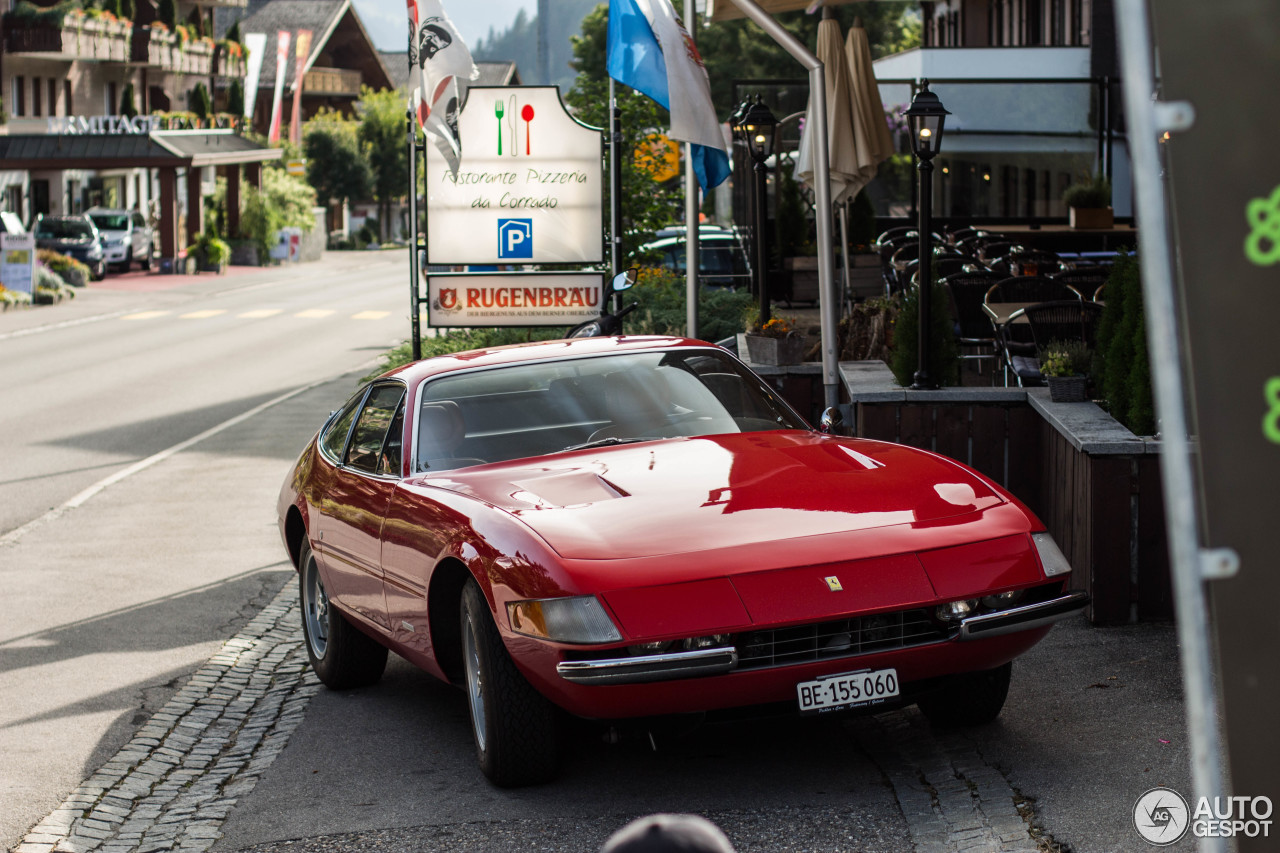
[844,17,895,201]
[795,11,858,203]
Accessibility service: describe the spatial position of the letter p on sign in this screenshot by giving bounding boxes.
[498,219,533,259]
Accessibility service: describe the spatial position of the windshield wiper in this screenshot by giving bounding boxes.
[561,437,644,452]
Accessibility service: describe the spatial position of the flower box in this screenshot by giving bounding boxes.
[1046,375,1088,402]
[744,333,805,365]
[1068,206,1114,230]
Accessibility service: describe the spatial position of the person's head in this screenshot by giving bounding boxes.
[600,814,736,853]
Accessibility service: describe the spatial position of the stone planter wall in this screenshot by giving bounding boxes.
[840,361,1172,625]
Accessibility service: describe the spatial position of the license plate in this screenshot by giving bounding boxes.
[796,667,900,714]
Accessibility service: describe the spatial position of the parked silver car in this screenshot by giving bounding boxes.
[86,207,154,271]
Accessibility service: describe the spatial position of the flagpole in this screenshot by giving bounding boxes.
[407,109,422,361]
[683,0,699,341]
[609,78,621,288]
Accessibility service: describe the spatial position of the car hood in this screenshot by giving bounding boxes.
[37,236,93,246]
[419,432,1006,560]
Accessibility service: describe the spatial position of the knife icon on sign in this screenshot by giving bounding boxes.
[508,94,517,156]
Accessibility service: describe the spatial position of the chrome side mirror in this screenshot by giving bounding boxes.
[611,267,637,293]
[819,406,844,435]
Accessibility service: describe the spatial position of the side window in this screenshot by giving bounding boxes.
[133,212,146,229]
[318,389,367,461]
[377,402,405,475]
[345,384,406,474]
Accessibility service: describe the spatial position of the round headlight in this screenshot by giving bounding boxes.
[936,599,978,622]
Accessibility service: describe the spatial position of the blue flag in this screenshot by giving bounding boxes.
[606,0,731,190]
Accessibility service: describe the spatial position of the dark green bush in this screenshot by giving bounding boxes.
[1094,251,1155,435]
[889,284,959,387]
[623,268,753,343]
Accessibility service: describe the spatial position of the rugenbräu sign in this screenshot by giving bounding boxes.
[426,272,604,327]
[426,86,604,265]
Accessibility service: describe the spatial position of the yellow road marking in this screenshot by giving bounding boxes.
[180,309,227,319]
[351,310,390,320]
[239,308,283,319]
[295,309,335,319]
[121,310,169,321]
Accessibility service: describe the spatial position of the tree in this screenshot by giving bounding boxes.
[227,79,244,119]
[355,87,408,242]
[119,82,138,118]
[189,82,212,120]
[304,109,372,211]
[565,5,681,263]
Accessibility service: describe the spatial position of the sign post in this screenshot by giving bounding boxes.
[425,86,604,267]
[1117,1,1279,849]
[0,233,36,295]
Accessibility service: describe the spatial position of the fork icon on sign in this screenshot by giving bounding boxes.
[495,100,505,155]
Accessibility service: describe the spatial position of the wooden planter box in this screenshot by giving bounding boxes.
[744,334,805,365]
[1069,206,1114,229]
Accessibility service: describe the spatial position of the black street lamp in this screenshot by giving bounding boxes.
[904,79,950,390]
[733,95,778,326]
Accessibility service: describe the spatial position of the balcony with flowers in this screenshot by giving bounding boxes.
[3,1,132,61]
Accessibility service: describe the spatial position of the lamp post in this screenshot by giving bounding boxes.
[733,96,779,326]
[904,79,950,390]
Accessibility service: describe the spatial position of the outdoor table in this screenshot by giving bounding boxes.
[983,301,1038,326]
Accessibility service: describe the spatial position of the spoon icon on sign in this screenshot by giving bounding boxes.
[521,104,535,155]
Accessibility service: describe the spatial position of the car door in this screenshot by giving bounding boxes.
[309,382,406,631]
[131,212,150,257]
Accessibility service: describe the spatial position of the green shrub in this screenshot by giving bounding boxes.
[1063,174,1112,209]
[1038,339,1092,377]
[193,232,230,266]
[1094,251,1155,435]
[37,249,91,286]
[622,267,754,343]
[888,283,959,387]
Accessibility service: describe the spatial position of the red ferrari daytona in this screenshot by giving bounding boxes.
[277,336,1087,786]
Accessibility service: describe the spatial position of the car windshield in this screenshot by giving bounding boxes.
[89,214,129,230]
[36,219,93,240]
[415,348,808,471]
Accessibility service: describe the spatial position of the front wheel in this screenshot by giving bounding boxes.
[916,662,1012,728]
[461,579,560,786]
[299,539,387,689]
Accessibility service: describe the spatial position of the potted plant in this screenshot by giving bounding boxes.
[193,232,230,273]
[743,315,806,365]
[1039,339,1092,402]
[1063,174,1113,229]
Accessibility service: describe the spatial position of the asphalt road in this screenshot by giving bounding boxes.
[0,252,414,848]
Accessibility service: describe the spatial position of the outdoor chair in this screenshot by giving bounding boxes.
[1017,300,1107,352]
[984,277,1083,386]
[977,240,1022,264]
[1005,249,1064,277]
[944,271,1004,379]
[1051,267,1110,302]
[934,254,984,279]
[874,226,916,249]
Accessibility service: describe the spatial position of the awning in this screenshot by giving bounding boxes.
[0,131,282,171]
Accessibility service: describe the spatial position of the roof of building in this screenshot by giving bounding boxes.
[233,0,392,92]
[0,132,280,169]
[377,54,523,93]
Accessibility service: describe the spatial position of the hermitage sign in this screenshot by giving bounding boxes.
[425,86,604,265]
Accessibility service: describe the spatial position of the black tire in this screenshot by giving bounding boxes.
[90,261,105,281]
[140,248,152,270]
[916,662,1012,728]
[299,540,387,689]
[122,247,133,272]
[461,579,560,786]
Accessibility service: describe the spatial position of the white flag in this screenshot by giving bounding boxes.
[407,0,477,175]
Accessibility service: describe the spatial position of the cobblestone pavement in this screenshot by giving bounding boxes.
[13,582,314,853]
[851,712,1057,853]
[12,582,1071,853]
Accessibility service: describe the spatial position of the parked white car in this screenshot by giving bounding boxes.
[86,208,154,271]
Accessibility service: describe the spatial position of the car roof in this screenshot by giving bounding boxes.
[381,336,719,386]
[86,207,131,215]
[641,234,740,251]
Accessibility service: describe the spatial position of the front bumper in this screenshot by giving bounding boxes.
[102,245,128,262]
[957,591,1089,639]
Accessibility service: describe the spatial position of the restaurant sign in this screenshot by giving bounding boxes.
[48,115,162,135]
[0,233,36,295]
[425,86,604,265]
[426,272,603,328]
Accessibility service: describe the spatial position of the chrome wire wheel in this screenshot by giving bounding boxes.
[302,552,330,660]
[462,610,487,752]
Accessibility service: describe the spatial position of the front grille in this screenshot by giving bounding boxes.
[736,609,951,670]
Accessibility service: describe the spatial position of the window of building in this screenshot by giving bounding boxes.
[48,78,58,116]
[3,185,22,216]
[64,79,73,115]
[32,76,42,117]
[106,81,118,116]
[13,76,25,117]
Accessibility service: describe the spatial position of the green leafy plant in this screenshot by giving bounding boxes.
[623,267,753,342]
[888,284,959,387]
[1039,339,1091,378]
[37,249,91,286]
[193,232,230,267]
[226,79,245,118]
[157,0,175,28]
[119,81,138,118]
[188,82,211,119]
[10,0,82,26]
[1063,174,1112,209]
[1094,251,1155,435]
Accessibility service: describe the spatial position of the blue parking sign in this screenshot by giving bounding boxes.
[497,219,533,259]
